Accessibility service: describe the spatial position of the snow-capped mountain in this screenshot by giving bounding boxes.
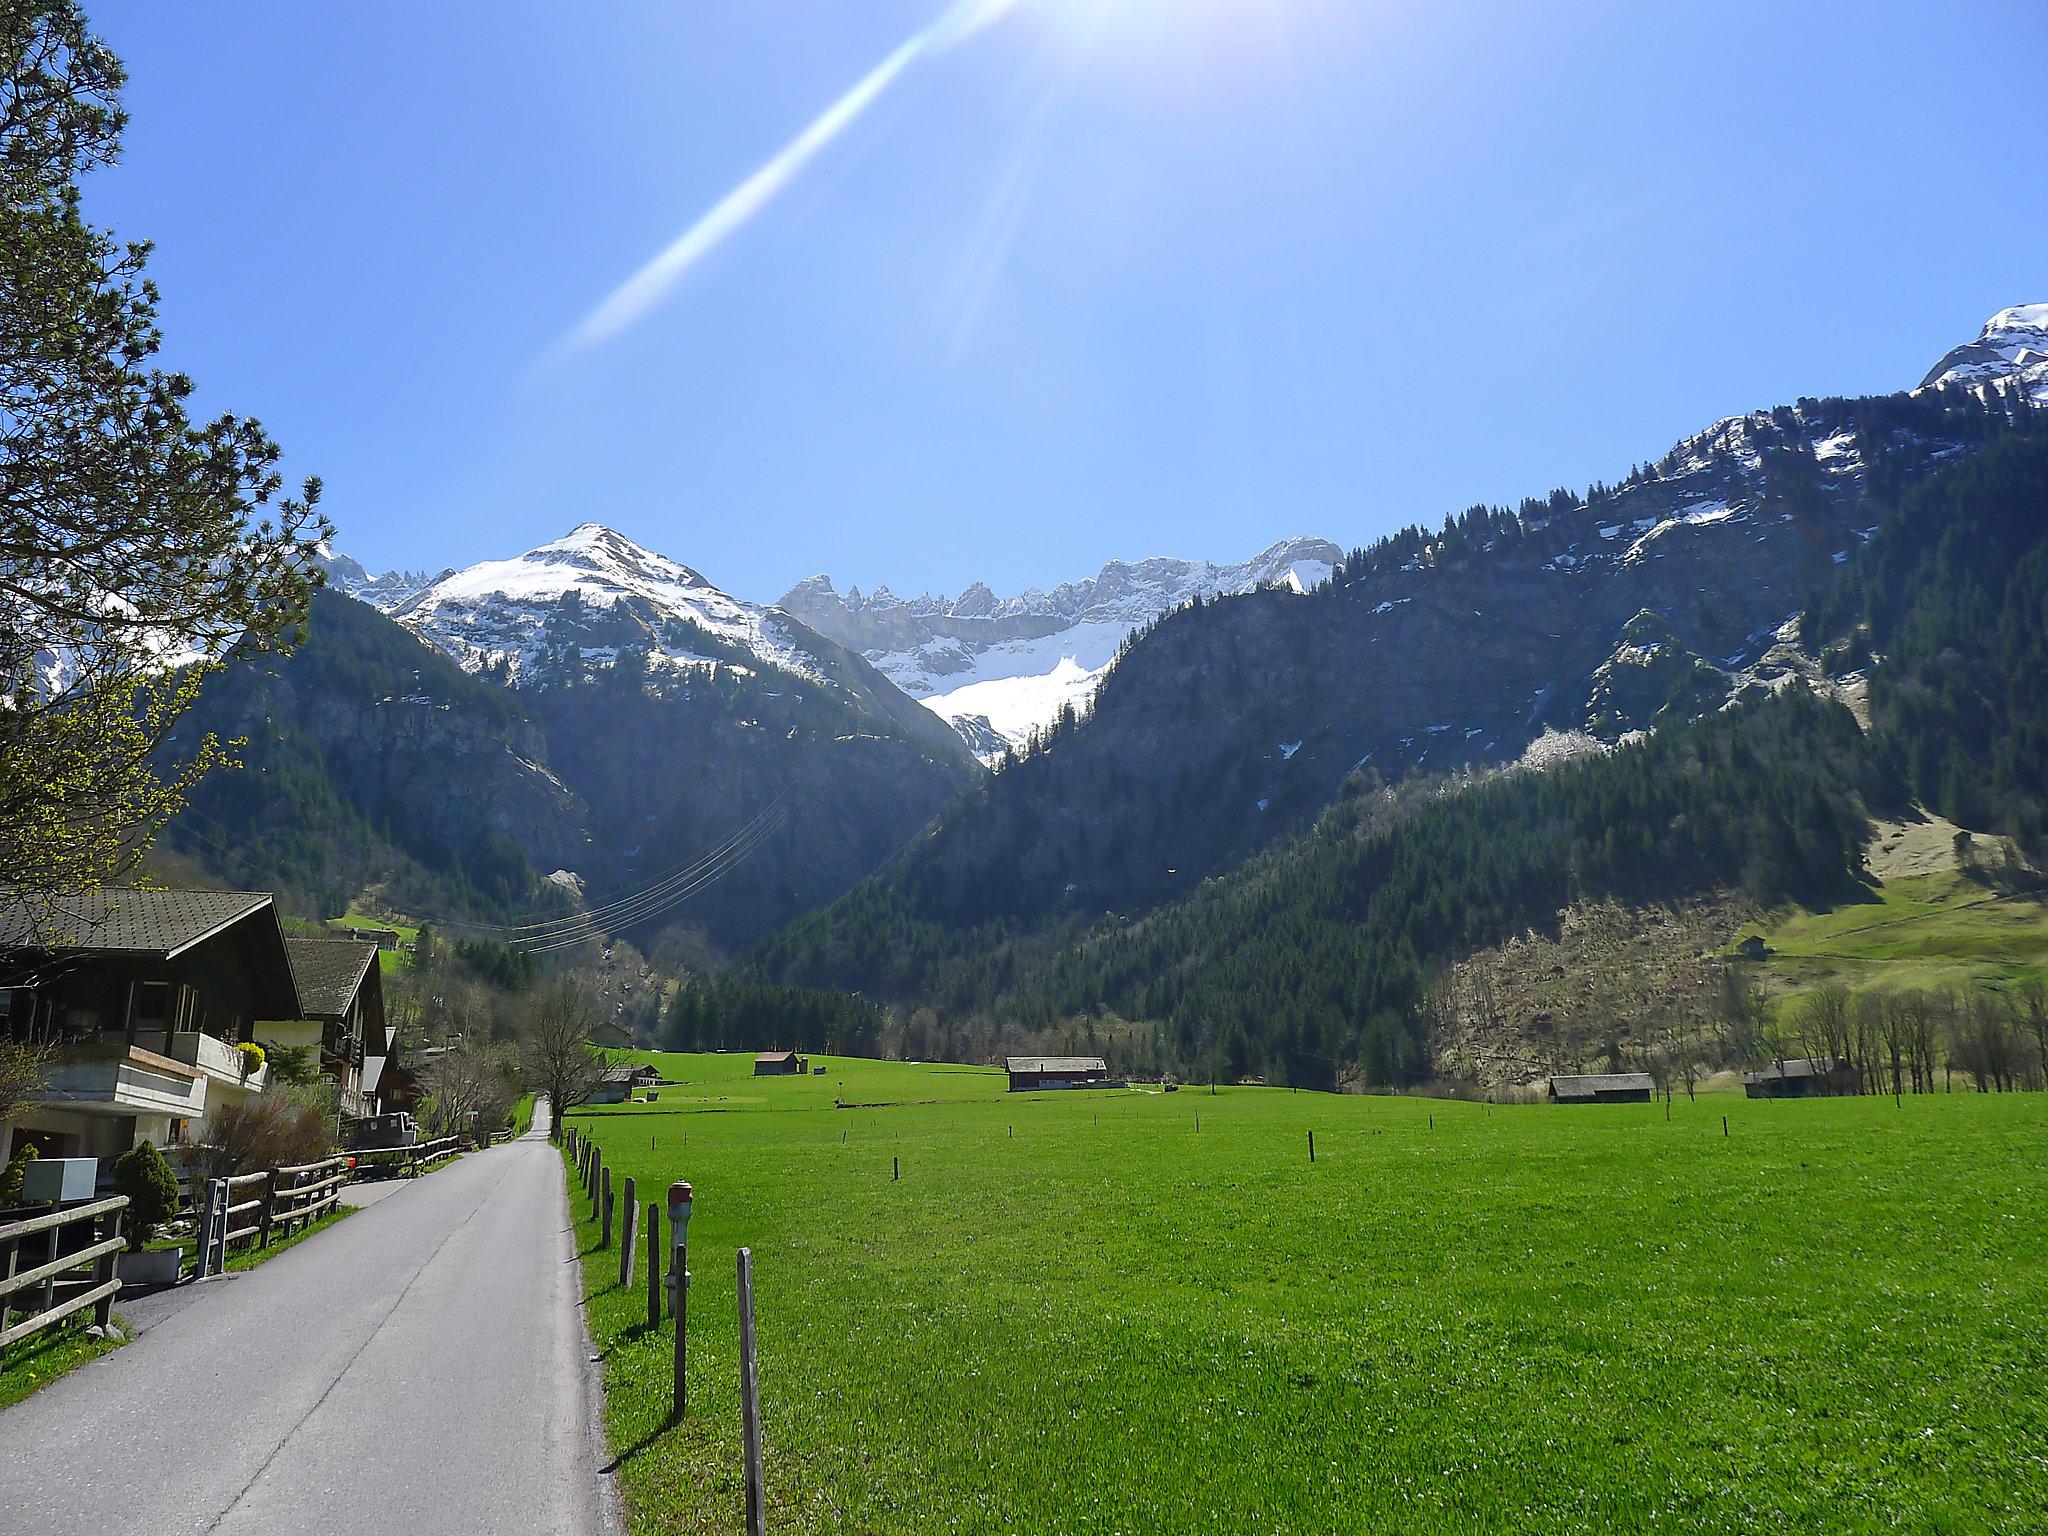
[781,537,1342,756]
[389,523,833,690]
[1919,303,2048,399]
[313,547,440,611]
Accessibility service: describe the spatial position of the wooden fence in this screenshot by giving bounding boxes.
[0,1195,128,1353]
[265,1155,350,1242]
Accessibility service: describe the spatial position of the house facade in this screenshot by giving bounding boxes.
[260,938,391,1121]
[0,889,299,1167]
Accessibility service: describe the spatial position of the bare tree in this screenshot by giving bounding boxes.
[2017,977,2048,1090]
[421,1037,517,1140]
[520,974,610,1140]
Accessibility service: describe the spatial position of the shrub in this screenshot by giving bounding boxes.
[112,1141,181,1252]
[235,1041,266,1078]
[0,1143,38,1206]
[196,1086,334,1181]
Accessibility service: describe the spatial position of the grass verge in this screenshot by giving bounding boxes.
[0,1312,128,1410]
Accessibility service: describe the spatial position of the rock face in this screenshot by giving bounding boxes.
[780,538,1343,756]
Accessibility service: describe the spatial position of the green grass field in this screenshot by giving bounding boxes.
[562,1054,2047,1534]
[1741,869,2048,1013]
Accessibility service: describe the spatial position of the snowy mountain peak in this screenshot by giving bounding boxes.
[781,536,1343,757]
[392,526,817,689]
[1920,302,2048,397]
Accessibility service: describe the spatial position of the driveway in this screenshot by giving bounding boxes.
[0,1105,616,1535]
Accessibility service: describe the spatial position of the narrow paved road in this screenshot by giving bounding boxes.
[0,1105,615,1536]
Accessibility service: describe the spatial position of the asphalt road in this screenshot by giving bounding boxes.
[0,1105,617,1536]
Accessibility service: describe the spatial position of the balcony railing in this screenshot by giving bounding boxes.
[163,1030,268,1094]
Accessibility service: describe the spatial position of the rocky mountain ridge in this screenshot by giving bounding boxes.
[780,538,1342,756]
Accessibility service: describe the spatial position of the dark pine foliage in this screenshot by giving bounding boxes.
[665,978,886,1057]
[1814,419,2048,849]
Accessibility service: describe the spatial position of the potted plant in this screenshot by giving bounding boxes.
[112,1140,184,1286]
[235,1041,266,1079]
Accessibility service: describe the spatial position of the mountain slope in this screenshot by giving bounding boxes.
[781,537,1342,755]
[752,312,2048,1057]
[162,589,592,922]
[174,528,980,950]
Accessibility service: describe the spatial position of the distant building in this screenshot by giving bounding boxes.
[1743,1058,1856,1099]
[589,1066,641,1104]
[332,922,401,952]
[1547,1072,1654,1104]
[1006,1056,1113,1092]
[754,1050,805,1077]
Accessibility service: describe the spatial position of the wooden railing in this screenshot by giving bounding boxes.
[265,1156,350,1242]
[410,1137,459,1175]
[0,1196,127,1351]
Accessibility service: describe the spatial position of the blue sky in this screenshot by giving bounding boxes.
[92,0,2047,602]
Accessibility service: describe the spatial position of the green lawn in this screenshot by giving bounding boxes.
[562,1053,2048,1534]
[1740,870,2048,1011]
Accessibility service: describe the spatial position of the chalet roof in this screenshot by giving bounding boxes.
[599,1065,641,1083]
[1006,1056,1110,1075]
[1549,1071,1655,1099]
[283,938,380,1019]
[0,887,277,958]
[755,1050,799,1064]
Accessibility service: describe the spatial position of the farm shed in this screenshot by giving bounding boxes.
[1743,1058,1856,1099]
[754,1050,806,1076]
[1547,1072,1654,1104]
[589,1066,641,1104]
[1006,1056,1113,1092]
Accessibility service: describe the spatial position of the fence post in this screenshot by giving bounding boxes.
[196,1179,219,1278]
[259,1169,279,1249]
[93,1205,120,1329]
[645,1203,661,1330]
[668,1181,693,1417]
[739,1246,764,1536]
[600,1166,613,1248]
[618,1176,638,1289]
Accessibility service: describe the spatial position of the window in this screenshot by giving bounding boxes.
[174,986,199,1034]
[132,981,172,1033]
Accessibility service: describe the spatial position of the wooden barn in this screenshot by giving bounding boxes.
[1547,1071,1654,1104]
[1005,1055,1112,1092]
[1743,1058,1857,1099]
[754,1050,806,1076]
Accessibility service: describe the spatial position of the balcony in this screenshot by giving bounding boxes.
[37,1044,209,1119]
[163,1030,269,1095]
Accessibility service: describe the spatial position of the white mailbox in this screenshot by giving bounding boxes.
[22,1157,99,1203]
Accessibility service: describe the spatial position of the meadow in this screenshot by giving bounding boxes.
[563,1054,2046,1534]
[1743,867,2048,1013]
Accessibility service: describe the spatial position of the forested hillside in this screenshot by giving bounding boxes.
[161,591,590,923]
[1817,429,2048,844]
[752,417,2048,1088]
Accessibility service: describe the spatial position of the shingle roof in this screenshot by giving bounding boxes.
[1006,1056,1110,1075]
[0,887,276,957]
[284,938,379,1018]
[1549,1072,1655,1098]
